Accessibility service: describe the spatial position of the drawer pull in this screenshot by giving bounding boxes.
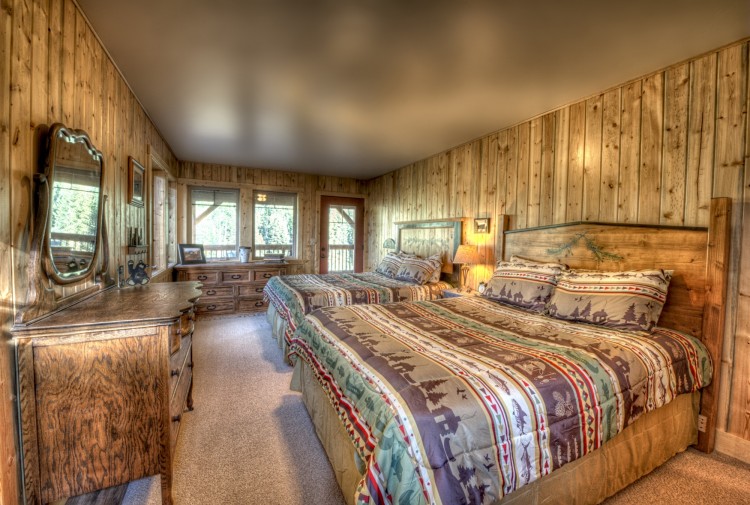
[231,274,242,280]
[207,304,217,310]
[197,275,208,281]
[206,289,216,295]
[255,287,264,293]
[255,301,265,307]
[262,273,272,278]
[172,414,181,423]
[171,369,180,377]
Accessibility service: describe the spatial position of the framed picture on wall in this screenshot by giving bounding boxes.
[128,156,145,207]
[474,218,490,234]
[178,243,207,264]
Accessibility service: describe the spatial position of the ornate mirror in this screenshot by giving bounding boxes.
[41,124,105,284]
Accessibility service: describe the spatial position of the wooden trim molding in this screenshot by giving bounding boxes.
[714,429,750,464]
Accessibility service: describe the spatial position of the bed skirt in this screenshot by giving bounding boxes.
[292,358,699,505]
[266,304,291,356]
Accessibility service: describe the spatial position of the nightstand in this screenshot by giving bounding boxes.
[442,288,479,298]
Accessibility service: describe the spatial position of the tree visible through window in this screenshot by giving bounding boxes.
[191,187,239,260]
[253,191,297,259]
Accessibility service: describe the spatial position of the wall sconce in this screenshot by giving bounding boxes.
[383,238,396,250]
[474,218,490,234]
[453,244,479,291]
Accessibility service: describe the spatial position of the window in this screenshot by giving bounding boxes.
[253,190,297,259]
[190,187,239,260]
[152,172,167,272]
[152,172,177,273]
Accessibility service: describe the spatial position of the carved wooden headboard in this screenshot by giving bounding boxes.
[395,219,462,275]
[498,198,731,453]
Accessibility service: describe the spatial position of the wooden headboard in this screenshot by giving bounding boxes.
[499,198,731,453]
[395,219,462,275]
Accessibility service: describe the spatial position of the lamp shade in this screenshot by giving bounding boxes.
[453,244,478,265]
[383,238,397,250]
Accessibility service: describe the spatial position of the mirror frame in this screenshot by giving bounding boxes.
[40,123,105,285]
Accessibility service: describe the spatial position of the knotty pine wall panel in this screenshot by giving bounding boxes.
[178,161,365,274]
[0,0,180,501]
[365,39,750,449]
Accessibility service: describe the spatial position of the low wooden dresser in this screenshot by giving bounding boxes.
[12,282,202,505]
[174,261,293,317]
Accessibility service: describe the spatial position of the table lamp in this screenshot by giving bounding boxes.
[453,244,479,291]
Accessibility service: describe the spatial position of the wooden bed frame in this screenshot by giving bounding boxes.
[498,197,731,453]
[395,218,462,279]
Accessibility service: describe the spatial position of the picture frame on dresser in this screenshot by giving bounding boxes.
[178,243,207,264]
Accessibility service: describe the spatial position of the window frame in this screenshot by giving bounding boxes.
[189,185,241,261]
[251,189,299,260]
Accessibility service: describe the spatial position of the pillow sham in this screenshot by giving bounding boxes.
[375,253,403,278]
[482,260,565,312]
[547,269,673,332]
[395,255,442,285]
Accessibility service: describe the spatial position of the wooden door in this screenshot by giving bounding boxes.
[319,196,364,273]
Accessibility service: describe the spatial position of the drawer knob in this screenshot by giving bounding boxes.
[188,362,194,369]
[255,287,264,293]
[255,301,264,307]
[263,273,272,278]
[172,414,181,423]
[171,369,179,377]
[207,304,216,310]
[231,274,241,279]
[197,275,208,281]
[206,289,216,295]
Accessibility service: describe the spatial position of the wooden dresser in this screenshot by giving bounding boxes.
[12,282,202,505]
[174,261,292,317]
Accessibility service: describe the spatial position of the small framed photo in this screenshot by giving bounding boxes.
[128,157,145,207]
[474,217,490,234]
[178,243,206,264]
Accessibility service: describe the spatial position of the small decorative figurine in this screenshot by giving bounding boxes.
[126,259,150,286]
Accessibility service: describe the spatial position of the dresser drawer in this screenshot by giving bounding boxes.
[221,270,251,283]
[184,271,219,284]
[169,352,193,451]
[196,300,235,315]
[170,311,195,354]
[238,298,269,312]
[253,269,280,281]
[201,286,234,298]
[169,334,192,394]
[238,284,267,298]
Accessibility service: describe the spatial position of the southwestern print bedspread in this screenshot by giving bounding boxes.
[290,296,712,505]
[264,272,451,348]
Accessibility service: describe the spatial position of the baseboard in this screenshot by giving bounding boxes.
[714,429,750,464]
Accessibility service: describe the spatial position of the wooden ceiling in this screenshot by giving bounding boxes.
[76,0,750,178]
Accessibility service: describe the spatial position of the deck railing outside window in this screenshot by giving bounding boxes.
[328,245,354,272]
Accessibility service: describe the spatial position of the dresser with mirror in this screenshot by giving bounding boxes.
[12,124,200,505]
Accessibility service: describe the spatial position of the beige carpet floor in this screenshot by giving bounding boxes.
[122,314,750,505]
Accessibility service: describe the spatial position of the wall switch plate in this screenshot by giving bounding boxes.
[697,414,708,432]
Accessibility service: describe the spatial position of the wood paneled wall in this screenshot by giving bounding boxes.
[366,40,750,450]
[0,0,179,501]
[178,161,365,273]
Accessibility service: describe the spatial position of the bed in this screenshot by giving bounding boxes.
[287,198,730,505]
[264,220,460,360]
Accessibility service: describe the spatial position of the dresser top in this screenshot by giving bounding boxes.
[173,261,289,270]
[12,282,202,335]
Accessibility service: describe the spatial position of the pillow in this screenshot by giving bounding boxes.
[547,269,673,332]
[375,253,403,278]
[482,260,565,312]
[509,255,569,270]
[428,255,444,283]
[395,255,442,285]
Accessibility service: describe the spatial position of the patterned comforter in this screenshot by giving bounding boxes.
[264,272,451,351]
[289,296,712,505]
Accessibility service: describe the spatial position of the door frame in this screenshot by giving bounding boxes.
[319,195,365,274]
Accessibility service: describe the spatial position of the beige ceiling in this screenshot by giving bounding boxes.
[77,0,750,179]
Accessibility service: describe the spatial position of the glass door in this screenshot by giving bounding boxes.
[319,196,364,273]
